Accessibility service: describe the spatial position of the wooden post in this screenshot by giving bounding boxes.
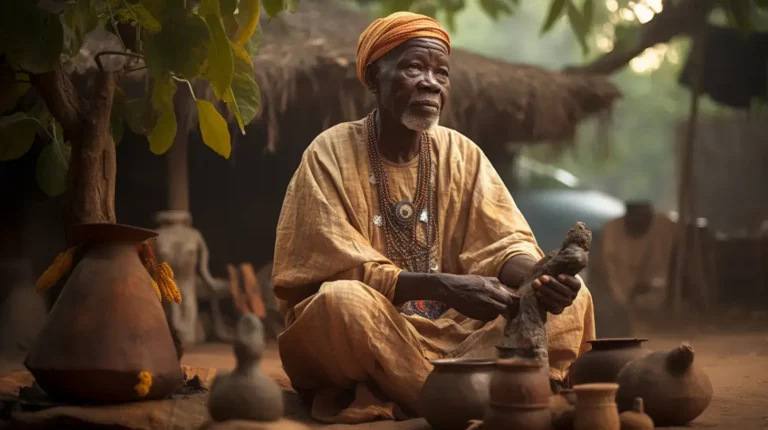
[671,31,706,314]
[167,88,193,211]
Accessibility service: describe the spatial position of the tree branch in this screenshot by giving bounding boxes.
[30,69,83,142]
[564,0,714,75]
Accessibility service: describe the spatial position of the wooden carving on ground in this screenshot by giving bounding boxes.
[500,222,592,365]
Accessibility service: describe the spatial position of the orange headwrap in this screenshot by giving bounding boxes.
[356,12,451,87]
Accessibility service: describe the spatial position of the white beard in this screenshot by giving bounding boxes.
[400,110,439,132]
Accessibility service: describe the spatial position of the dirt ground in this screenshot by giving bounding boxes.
[3,325,766,429]
[179,325,768,430]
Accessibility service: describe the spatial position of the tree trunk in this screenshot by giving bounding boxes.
[32,70,117,227]
[167,86,194,211]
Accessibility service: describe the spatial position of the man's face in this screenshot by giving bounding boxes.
[368,37,451,132]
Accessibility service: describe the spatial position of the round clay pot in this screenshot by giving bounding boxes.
[573,383,620,430]
[616,343,713,426]
[420,358,495,430]
[619,397,654,430]
[568,338,652,385]
[25,223,184,403]
[483,359,552,430]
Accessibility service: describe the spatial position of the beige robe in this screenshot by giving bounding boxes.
[272,117,596,423]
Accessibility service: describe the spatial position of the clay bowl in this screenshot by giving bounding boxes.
[420,358,495,430]
[568,338,652,385]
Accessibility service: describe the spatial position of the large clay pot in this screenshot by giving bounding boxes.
[573,383,620,430]
[483,359,552,430]
[25,223,184,403]
[616,343,713,426]
[568,338,652,385]
[421,358,495,430]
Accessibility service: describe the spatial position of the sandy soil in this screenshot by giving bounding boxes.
[179,327,768,430]
[3,327,766,429]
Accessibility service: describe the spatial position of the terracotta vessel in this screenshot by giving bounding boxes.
[209,314,283,422]
[550,389,576,430]
[619,398,654,430]
[616,343,713,426]
[25,223,184,403]
[573,383,620,430]
[483,359,552,430]
[568,338,652,385]
[420,358,495,430]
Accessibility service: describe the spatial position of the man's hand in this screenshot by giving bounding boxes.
[532,274,581,315]
[437,274,519,321]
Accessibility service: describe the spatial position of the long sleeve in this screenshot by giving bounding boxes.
[456,148,543,278]
[272,127,402,309]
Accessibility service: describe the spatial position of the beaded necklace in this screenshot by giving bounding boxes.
[365,110,438,274]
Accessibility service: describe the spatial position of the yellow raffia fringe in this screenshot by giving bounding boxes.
[153,262,182,304]
[35,247,76,293]
[134,371,152,397]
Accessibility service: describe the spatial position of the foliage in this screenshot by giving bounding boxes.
[358,0,768,55]
[0,0,291,197]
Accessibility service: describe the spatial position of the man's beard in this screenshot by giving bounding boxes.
[400,95,441,132]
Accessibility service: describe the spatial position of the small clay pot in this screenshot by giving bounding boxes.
[483,359,552,430]
[619,398,654,430]
[616,343,713,426]
[573,383,620,430]
[568,338,652,385]
[420,358,495,430]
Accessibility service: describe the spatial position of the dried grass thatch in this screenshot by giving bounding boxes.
[121,0,620,155]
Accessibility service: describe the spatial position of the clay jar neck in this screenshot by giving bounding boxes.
[84,241,142,259]
[574,383,619,407]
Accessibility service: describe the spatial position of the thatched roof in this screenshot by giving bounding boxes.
[239,0,621,152]
[110,0,620,156]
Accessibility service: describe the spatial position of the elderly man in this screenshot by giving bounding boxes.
[272,12,595,424]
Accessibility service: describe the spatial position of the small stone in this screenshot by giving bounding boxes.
[373,215,383,227]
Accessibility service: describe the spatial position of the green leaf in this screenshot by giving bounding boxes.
[36,139,71,197]
[143,8,210,79]
[477,0,513,20]
[0,0,64,74]
[202,0,234,99]
[124,97,159,136]
[224,44,261,133]
[130,2,162,33]
[581,0,593,33]
[111,87,127,146]
[196,99,231,158]
[147,77,178,154]
[724,0,755,34]
[235,0,261,43]
[540,0,566,34]
[0,113,41,161]
[614,23,641,52]
[566,0,589,55]
[62,0,100,56]
[221,0,239,15]
[262,0,286,18]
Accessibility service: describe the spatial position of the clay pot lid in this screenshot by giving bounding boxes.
[67,223,158,246]
[573,382,620,392]
[429,358,496,368]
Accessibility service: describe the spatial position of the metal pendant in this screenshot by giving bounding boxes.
[393,201,415,223]
[430,258,439,272]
